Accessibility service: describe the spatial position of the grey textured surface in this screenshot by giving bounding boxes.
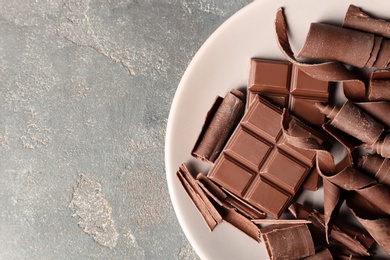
[0,0,253,259]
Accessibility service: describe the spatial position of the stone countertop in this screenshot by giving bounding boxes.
[0,1,252,259]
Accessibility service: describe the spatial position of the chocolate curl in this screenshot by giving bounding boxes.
[346,192,390,255]
[367,70,390,101]
[367,135,390,159]
[343,5,390,38]
[359,154,390,187]
[192,89,245,163]
[282,111,390,254]
[302,248,333,260]
[281,109,341,240]
[296,23,375,68]
[315,101,384,146]
[177,164,220,230]
[289,203,373,257]
[274,8,366,101]
[355,101,390,130]
[260,224,315,260]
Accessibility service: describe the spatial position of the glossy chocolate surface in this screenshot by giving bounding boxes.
[208,96,322,218]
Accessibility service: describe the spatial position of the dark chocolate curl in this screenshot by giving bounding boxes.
[274,8,366,101]
[296,23,375,68]
[343,5,390,38]
[192,89,245,163]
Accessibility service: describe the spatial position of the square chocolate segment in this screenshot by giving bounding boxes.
[247,58,329,126]
[208,96,323,218]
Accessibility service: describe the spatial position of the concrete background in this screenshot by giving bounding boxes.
[0,0,253,259]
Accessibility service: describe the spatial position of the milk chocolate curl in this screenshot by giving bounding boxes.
[296,23,375,68]
[315,101,384,145]
[192,89,245,163]
[343,5,390,38]
[261,224,315,260]
[369,135,390,158]
[367,70,390,101]
[359,154,390,186]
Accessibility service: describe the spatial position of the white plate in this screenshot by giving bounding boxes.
[165,0,388,259]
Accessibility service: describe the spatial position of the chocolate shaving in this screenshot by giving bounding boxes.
[289,203,372,257]
[252,219,311,225]
[302,247,333,260]
[274,8,366,101]
[282,110,390,255]
[359,154,390,187]
[192,89,245,163]
[343,5,390,38]
[177,164,219,230]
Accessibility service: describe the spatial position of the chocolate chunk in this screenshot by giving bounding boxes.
[261,223,315,260]
[297,23,375,68]
[316,101,384,145]
[192,89,245,163]
[248,58,329,126]
[208,96,323,218]
[343,5,390,38]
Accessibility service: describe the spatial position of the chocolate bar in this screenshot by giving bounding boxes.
[208,96,323,218]
[248,59,329,126]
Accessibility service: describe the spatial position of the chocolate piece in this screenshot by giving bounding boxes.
[177,164,220,230]
[343,5,390,38]
[247,59,329,126]
[302,166,321,191]
[297,23,376,68]
[316,101,384,145]
[261,224,315,260]
[359,154,390,186]
[274,8,366,102]
[208,96,323,218]
[192,89,245,163]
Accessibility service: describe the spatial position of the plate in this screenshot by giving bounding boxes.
[165,0,388,259]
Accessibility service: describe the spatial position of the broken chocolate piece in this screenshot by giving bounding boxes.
[316,101,384,145]
[192,89,245,163]
[247,58,329,126]
[343,5,390,38]
[208,96,323,218]
[359,154,390,187]
[297,23,375,68]
[261,223,315,260]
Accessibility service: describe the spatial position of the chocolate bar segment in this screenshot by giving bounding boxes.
[248,59,329,126]
[208,96,323,218]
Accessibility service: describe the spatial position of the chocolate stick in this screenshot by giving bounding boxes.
[192,89,245,163]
